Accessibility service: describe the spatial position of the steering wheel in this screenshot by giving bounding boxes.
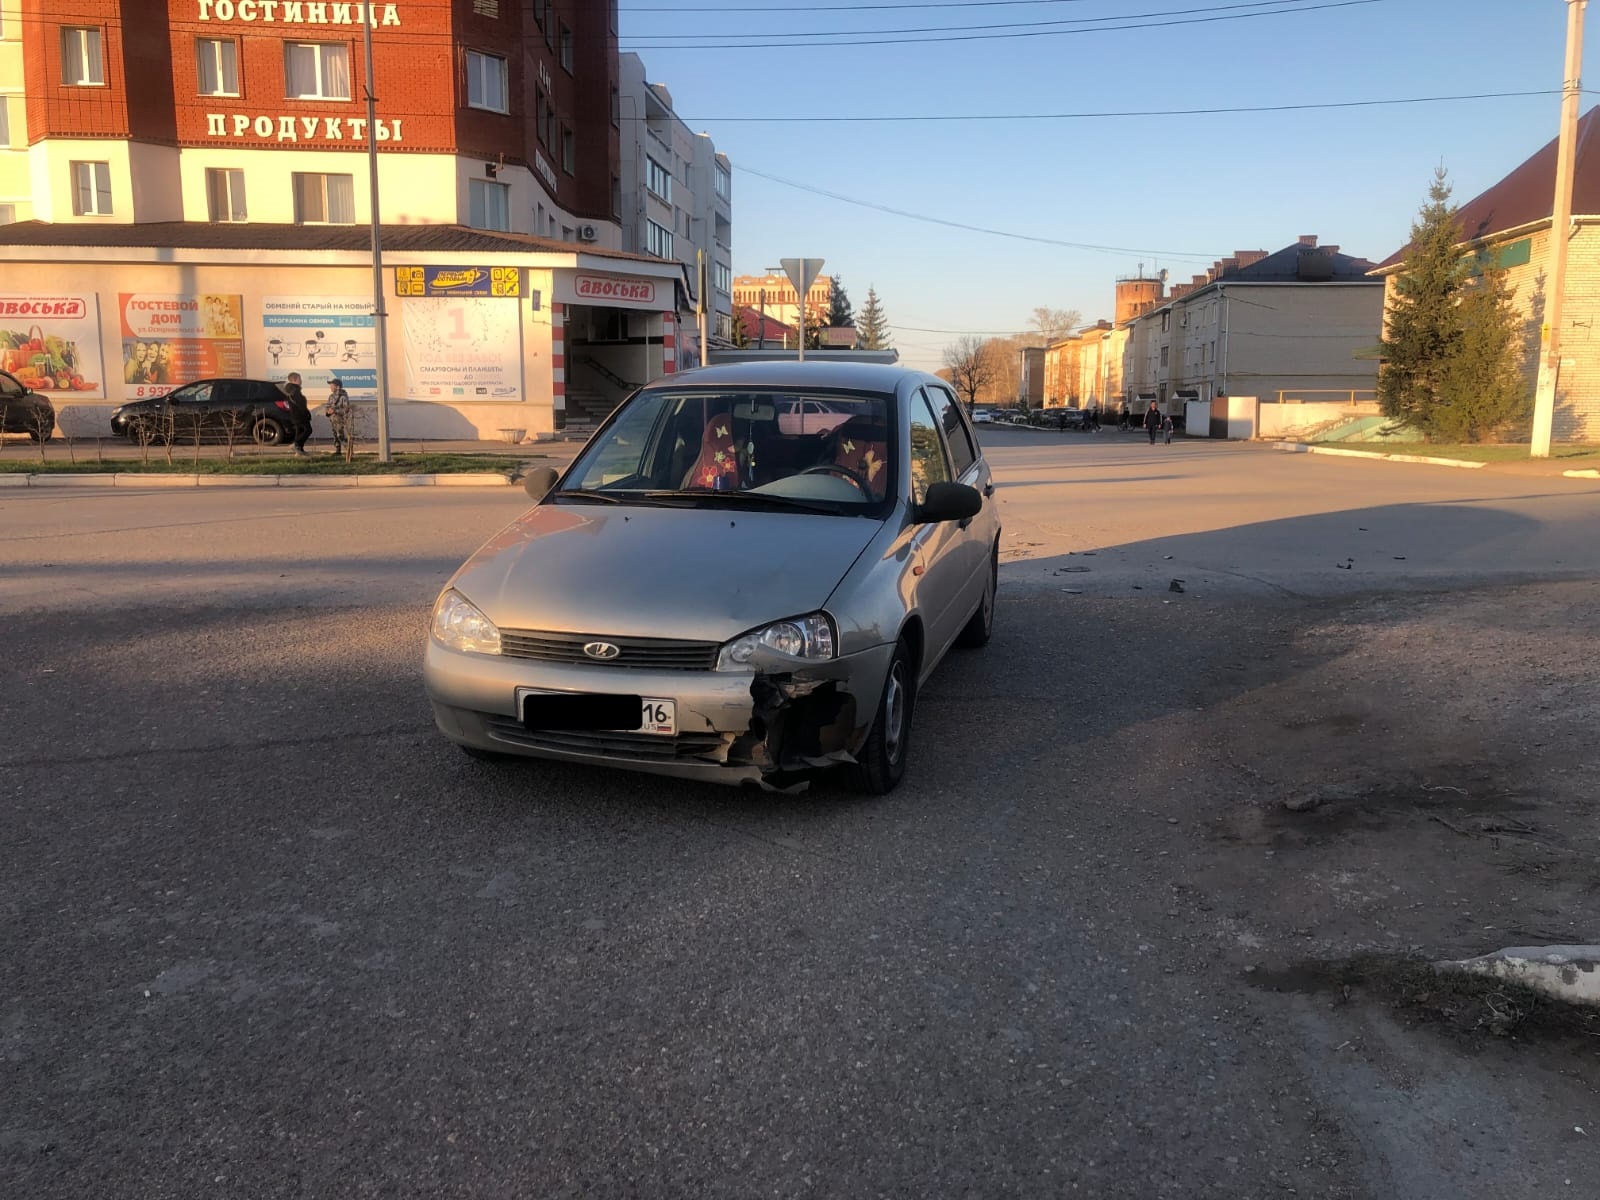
[802,463,871,492]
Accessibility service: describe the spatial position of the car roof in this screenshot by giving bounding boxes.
[662,360,945,393]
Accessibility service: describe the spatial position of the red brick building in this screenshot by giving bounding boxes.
[5,0,620,238]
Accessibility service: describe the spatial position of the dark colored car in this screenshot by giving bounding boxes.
[110,378,294,445]
[0,369,57,441]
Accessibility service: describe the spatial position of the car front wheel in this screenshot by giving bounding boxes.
[252,417,286,446]
[849,636,915,795]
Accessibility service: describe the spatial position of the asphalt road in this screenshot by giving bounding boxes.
[4,431,1599,1198]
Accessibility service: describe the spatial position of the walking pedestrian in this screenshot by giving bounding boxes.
[1144,401,1162,445]
[1162,413,1174,445]
[325,377,352,456]
[283,371,312,454]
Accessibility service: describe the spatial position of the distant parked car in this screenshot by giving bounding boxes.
[0,369,56,441]
[777,397,853,436]
[971,408,994,424]
[110,378,294,445]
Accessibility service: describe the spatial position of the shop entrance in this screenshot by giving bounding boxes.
[563,305,667,429]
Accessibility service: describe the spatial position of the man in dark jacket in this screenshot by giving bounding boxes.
[1144,402,1162,445]
[284,372,312,454]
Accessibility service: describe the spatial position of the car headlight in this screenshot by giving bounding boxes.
[430,588,502,655]
[716,613,836,671]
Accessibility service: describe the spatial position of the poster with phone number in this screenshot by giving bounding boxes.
[118,293,245,399]
[399,295,522,400]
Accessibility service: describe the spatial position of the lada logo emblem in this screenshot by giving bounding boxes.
[583,642,621,661]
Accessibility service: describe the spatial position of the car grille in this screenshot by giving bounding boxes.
[486,718,727,763]
[499,629,719,671]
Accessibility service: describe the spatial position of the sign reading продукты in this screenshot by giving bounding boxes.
[394,267,522,298]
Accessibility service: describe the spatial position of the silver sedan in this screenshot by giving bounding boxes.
[424,360,1001,793]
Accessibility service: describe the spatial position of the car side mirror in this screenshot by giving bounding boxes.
[915,481,982,524]
[522,465,561,502]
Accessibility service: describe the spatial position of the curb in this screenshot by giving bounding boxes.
[1270,441,1486,469]
[1436,945,1600,1008]
[0,471,516,488]
[1564,468,1600,479]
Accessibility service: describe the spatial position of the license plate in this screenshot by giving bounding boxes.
[518,689,676,736]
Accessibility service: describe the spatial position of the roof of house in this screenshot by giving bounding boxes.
[1375,105,1600,269]
[0,220,670,264]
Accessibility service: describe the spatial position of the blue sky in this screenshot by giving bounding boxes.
[620,0,1591,372]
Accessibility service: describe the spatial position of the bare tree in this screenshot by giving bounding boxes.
[21,404,53,463]
[219,406,250,464]
[943,335,998,405]
[982,336,1024,406]
[1026,306,1082,347]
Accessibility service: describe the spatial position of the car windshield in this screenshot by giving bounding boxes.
[561,387,895,511]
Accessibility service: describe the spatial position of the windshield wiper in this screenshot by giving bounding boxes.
[637,489,849,514]
[551,488,627,504]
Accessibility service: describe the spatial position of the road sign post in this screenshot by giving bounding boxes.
[780,258,825,362]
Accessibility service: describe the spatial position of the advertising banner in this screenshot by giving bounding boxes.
[118,293,245,399]
[394,266,522,298]
[399,296,522,400]
[0,295,108,398]
[260,296,376,400]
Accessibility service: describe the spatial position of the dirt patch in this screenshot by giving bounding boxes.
[1251,954,1600,1048]
[1188,581,1600,964]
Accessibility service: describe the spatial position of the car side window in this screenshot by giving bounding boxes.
[0,373,22,399]
[922,385,977,478]
[908,390,953,505]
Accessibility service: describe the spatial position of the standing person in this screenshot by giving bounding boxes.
[1162,412,1175,445]
[283,371,312,455]
[324,377,352,457]
[1144,401,1162,445]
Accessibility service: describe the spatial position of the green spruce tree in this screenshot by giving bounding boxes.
[1378,168,1472,436]
[857,286,892,350]
[826,276,854,328]
[1434,263,1532,441]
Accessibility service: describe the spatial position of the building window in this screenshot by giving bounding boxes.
[713,262,731,294]
[0,204,15,225]
[611,175,621,219]
[292,172,355,224]
[468,178,509,231]
[0,98,8,147]
[196,38,238,96]
[559,24,573,71]
[645,219,672,259]
[205,168,247,222]
[61,27,104,86]
[714,164,730,200]
[534,0,552,35]
[71,161,112,215]
[645,156,671,203]
[1159,346,1169,368]
[610,86,619,128]
[284,43,350,100]
[465,50,507,113]
[561,126,574,174]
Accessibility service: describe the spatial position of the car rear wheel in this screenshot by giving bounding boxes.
[848,636,915,795]
[956,543,998,649]
[26,423,53,443]
[252,417,286,446]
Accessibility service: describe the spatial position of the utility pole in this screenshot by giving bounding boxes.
[362,4,392,462]
[1531,0,1587,457]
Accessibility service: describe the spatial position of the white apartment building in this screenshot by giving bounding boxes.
[618,52,733,366]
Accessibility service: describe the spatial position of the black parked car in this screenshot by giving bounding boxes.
[111,378,295,445]
[0,369,57,441]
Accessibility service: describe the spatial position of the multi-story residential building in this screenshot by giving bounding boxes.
[731,272,832,331]
[1122,237,1383,413]
[617,53,733,366]
[3,0,619,237]
[0,1,707,439]
[1373,106,1600,441]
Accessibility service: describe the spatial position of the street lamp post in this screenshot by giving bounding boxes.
[361,8,391,462]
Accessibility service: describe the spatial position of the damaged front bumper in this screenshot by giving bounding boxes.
[424,639,895,791]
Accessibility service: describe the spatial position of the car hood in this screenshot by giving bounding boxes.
[449,502,885,642]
